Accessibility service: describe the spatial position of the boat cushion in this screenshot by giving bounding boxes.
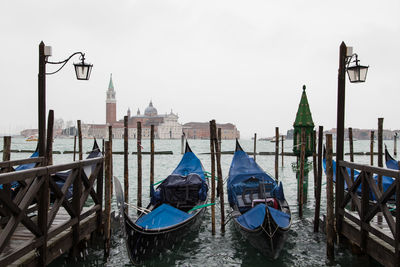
[236,203,266,230]
[136,204,193,229]
[267,206,291,228]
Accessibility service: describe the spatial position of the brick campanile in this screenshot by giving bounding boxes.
[106,74,116,124]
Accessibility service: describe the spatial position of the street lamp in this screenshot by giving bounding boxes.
[335,41,368,237]
[38,41,93,158]
[345,48,369,83]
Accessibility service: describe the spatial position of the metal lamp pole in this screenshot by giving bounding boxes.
[335,41,347,236]
[38,41,46,157]
[37,41,93,158]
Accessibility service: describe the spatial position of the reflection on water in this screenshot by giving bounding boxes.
[3,138,383,266]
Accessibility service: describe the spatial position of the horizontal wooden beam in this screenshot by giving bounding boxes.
[0,157,103,184]
[339,160,400,179]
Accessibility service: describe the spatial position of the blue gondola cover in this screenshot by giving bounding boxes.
[267,206,291,228]
[323,157,394,200]
[227,150,276,206]
[236,203,266,230]
[136,204,193,229]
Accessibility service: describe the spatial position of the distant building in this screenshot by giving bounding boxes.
[105,74,117,124]
[84,74,183,139]
[20,129,38,138]
[182,122,240,139]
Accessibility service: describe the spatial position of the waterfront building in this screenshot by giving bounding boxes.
[182,122,240,139]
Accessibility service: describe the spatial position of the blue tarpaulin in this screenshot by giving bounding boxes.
[267,206,291,228]
[227,150,275,188]
[236,203,266,230]
[172,152,205,180]
[151,149,207,205]
[323,157,394,199]
[227,150,276,206]
[236,204,291,230]
[136,204,193,229]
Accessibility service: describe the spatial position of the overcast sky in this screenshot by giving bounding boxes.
[1,0,399,138]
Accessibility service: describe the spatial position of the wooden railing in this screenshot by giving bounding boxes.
[337,160,400,266]
[0,156,103,266]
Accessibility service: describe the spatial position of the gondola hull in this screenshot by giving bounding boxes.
[233,215,289,259]
[123,207,206,263]
[227,140,291,260]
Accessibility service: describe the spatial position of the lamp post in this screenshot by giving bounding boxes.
[335,41,369,236]
[38,41,93,158]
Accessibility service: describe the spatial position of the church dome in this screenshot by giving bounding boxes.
[144,101,158,116]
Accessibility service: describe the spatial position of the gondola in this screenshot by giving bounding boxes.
[385,146,399,170]
[323,147,394,201]
[114,142,208,264]
[227,140,291,260]
[51,139,102,200]
[0,148,39,194]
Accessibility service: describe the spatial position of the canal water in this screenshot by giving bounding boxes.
[4,137,387,266]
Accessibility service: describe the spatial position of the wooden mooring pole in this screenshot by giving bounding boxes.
[394,133,398,156]
[2,136,11,200]
[275,127,279,180]
[104,141,111,258]
[77,120,83,160]
[124,116,129,213]
[312,130,317,200]
[108,126,113,197]
[253,133,257,162]
[181,133,184,154]
[370,131,374,166]
[349,128,355,211]
[281,135,284,167]
[217,127,225,233]
[137,121,142,214]
[313,126,323,232]
[46,110,54,165]
[378,118,383,223]
[325,134,334,261]
[150,125,155,193]
[209,120,216,235]
[298,128,306,217]
[2,136,11,162]
[73,135,77,161]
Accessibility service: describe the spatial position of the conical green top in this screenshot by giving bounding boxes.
[293,85,314,127]
[108,73,114,91]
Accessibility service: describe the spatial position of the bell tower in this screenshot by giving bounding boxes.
[106,74,116,124]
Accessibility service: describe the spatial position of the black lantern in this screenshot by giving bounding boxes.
[346,54,369,83]
[74,55,93,80]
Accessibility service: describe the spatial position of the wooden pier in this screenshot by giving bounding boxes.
[334,160,400,267]
[0,153,105,266]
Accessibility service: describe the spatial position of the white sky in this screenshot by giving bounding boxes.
[1,0,399,138]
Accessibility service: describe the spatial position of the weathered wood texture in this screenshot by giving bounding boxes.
[313,126,323,233]
[253,133,257,162]
[124,116,129,213]
[215,127,225,233]
[336,152,400,266]
[209,121,216,235]
[325,134,334,261]
[298,128,306,217]
[0,154,104,266]
[46,110,54,166]
[137,122,142,215]
[77,120,83,161]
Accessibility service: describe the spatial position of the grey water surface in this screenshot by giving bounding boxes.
[4,137,385,266]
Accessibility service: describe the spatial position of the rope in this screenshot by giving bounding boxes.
[124,202,150,214]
